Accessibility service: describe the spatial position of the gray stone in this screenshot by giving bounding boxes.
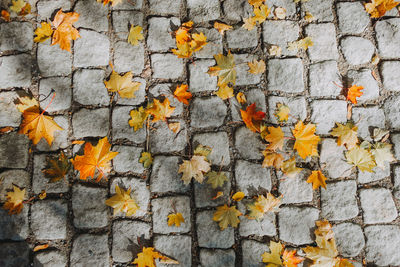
[360,188,398,224]
[154,235,191,267]
[337,2,370,35]
[263,21,300,56]
[112,0,143,10]
[395,166,400,199]
[149,120,187,153]
[112,220,151,262]
[151,156,189,193]
[37,0,71,19]
[266,0,296,17]
[341,37,375,65]
[149,84,183,116]
[191,97,227,128]
[187,0,221,23]
[267,59,304,93]
[151,54,184,79]
[0,91,20,127]
[223,0,253,22]
[321,180,359,221]
[112,146,144,174]
[199,249,235,267]
[320,139,353,179]
[193,132,230,166]
[0,133,29,169]
[333,223,365,257]
[149,0,182,15]
[385,95,400,128]
[33,154,69,194]
[73,30,110,67]
[72,184,108,229]
[393,134,400,160]
[34,250,67,267]
[0,54,32,88]
[365,225,400,266]
[235,160,271,196]
[279,207,319,245]
[116,78,146,106]
[311,100,347,134]
[189,59,218,93]
[347,69,379,102]
[235,54,263,86]
[0,208,29,241]
[303,0,333,22]
[0,22,33,52]
[147,17,179,52]
[74,0,108,31]
[72,108,109,138]
[112,10,144,39]
[0,170,30,202]
[39,77,71,112]
[359,163,390,184]
[239,202,276,237]
[31,200,68,240]
[227,27,258,49]
[37,115,69,151]
[268,96,307,124]
[197,210,235,248]
[71,234,109,267]
[376,18,400,58]
[37,41,72,77]
[235,127,264,160]
[305,23,339,62]
[73,69,110,106]
[352,107,385,141]
[195,28,223,59]
[278,172,313,204]
[242,239,269,267]
[114,42,145,75]
[381,61,400,92]
[152,196,191,234]
[112,106,146,144]
[309,61,341,97]
[195,172,231,208]
[0,242,30,267]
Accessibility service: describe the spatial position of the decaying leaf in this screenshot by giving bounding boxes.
[292,121,320,159]
[365,0,400,18]
[3,185,25,215]
[39,190,47,200]
[1,10,10,21]
[371,142,395,169]
[248,59,266,74]
[232,191,245,201]
[330,122,358,150]
[168,212,185,227]
[139,152,153,168]
[168,122,181,133]
[248,193,281,220]
[306,170,327,190]
[146,98,175,122]
[129,106,148,131]
[215,84,234,100]
[282,250,304,267]
[274,7,287,19]
[274,103,290,122]
[213,204,242,230]
[42,151,71,182]
[15,96,39,113]
[262,150,284,169]
[33,244,49,252]
[236,92,247,104]
[133,247,178,267]
[128,25,144,46]
[264,126,285,151]
[269,45,282,56]
[214,21,233,34]
[179,155,211,184]
[288,37,313,51]
[51,9,80,52]
[206,171,228,189]
[208,52,236,86]
[346,85,364,104]
[194,144,212,158]
[346,146,376,172]
[253,4,271,24]
[97,0,124,6]
[304,11,314,22]
[34,22,54,43]
[262,241,283,266]
[104,71,141,98]
[10,0,26,14]
[105,185,139,216]
[240,103,266,132]
[174,84,192,105]
[281,157,302,178]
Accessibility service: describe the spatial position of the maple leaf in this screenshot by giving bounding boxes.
[175,21,193,44]
[3,185,25,215]
[128,25,144,46]
[248,0,265,7]
[253,4,270,24]
[292,121,320,159]
[248,59,266,74]
[281,157,302,178]
[194,144,212,158]
[214,22,233,34]
[34,22,54,43]
[174,84,192,105]
[346,85,364,104]
[19,107,63,145]
[371,142,395,169]
[274,103,290,122]
[365,0,400,18]
[213,204,242,230]
[146,98,175,122]
[167,212,185,227]
[104,71,141,98]
[262,150,284,169]
[282,250,304,267]
[179,155,211,184]
[288,37,314,51]
[264,126,285,151]
[105,185,139,216]
[139,152,153,168]
[10,0,26,14]
[236,92,247,104]
[190,32,207,52]
[51,9,80,52]
[208,52,236,86]
[206,171,228,189]
[330,122,358,150]
[248,193,281,220]
[240,103,266,132]
[172,42,192,58]
[15,96,39,113]
[269,45,282,57]
[243,17,256,31]
[306,170,327,190]
[215,84,234,100]
[346,146,376,172]
[232,191,245,201]
[42,151,71,182]
[71,137,119,181]
[129,106,148,132]
[262,241,283,266]
[1,10,10,21]
[133,247,176,267]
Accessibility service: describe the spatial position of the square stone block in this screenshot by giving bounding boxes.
[267,59,304,93]
[39,77,71,112]
[0,54,32,89]
[0,133,29,169]
[73,30,110,67]
[73,69,110,106]
[151,54,184,79]
[193,132,230,166]
[72,108,109,138]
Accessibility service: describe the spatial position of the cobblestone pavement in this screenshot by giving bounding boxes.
[1,0,400,266]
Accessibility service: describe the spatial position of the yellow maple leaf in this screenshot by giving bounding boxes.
[146,98,175,122]
[213,204,242,230]
[346,146,376,172]
[132,247,177,267]
[262,150,284,169]
[346,85,364,104]
[34,22,54,43]
[139,152,153,168]
[262,241,283,266]
[51,9,80,52]
[10,0,26,14]
[172,42,192,58]
[129,106,148,131]
[208,52,236,86]
[288,37,313,51]
[248,0,265,7]
[236,92,247,104]
[365,0,400,18]
[371,142,395,169]
[128,25,144,46]
[167,212,185,227]
[248,59,266,74]
[190,32,207,52]
[248,193,281,220]
[178,155,211,184]
[15,96,39,113]
[292,121,320,159]
[330,122,358,150]
[206,171,228,189]
[214,21,233,34]
[264,126,285,151]
[274,103,290,122]
[243,17,256,31]
[253,4,270,24]
[104,71,141,98]
[232,191,245,201]
[3,185,25,215]
[306,170,327,190]
[215,84,234,100]
[281,157,302,178]
[105,185,139,216]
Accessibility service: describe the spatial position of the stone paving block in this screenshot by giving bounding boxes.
[321,180,359,221]
[197,210,235,248]
[395,166,400,200]
[73,30,110,67]
[39,77,71,112]
[112,106,146,143]
[0,22,33,52]
[195,28,223,59]
[31,200,68,240]
[33,250,67,267]
[337,2,370,35]
[311,100,347,134]
[112,0,143,10]
[235,126,264,160]
[278,172,313,204]
[303,0,333,22]
[279,207,319,245]
[263,20,300,56]
[71,234,109,266]
[72,108,109,138]
[268,96,307,124]
[393,134,400,160]
[0,170,30,202]
[112,10,144,39]
[376,18,400,58]
[305,23,339,62]
[227,27,258,49]
[320,139,352,179]
[147,17,179,52]
[232,88,267,122]
[151,156,189,193]
[154,235,192,267]
[191,97,227,128]
[194,172,231,208]
[114,42,145,75]
[235,160,271,196]
[0,242,30,267]
[33,154,69,194]
[360,188,398,224]
[37,0,71,19]
[235,54,263,86]
[0,91,20,127]
[347,69,379,102]
[223,0,253,22]
[37,41,72,77]
[112,220,151,262]
[112,146,144,174]
[74,0,108,31]
[267,58,304,93]
[193,132,230,166]
[385,95,400,128]
[199,249,235,267]
[151,54,184,79]
[341,37,375,65]
[0,208,29,241]
[352,107,385,142]
[358,163,390,184]
[309,61,341,97]
[115,78,146,106]
[266,0,296,17]
[187,0,221,23]
[239,202,276,237]
[37,115,69,151]
[0,133,29,169]
[0,54,32,88]
[149,0,181,15]
[149,84,183,116]
[242,239,270,267]
[72,184,108,229]
[381,61,400,92]
[73,69,110,106]
[189,59,218,93]
[149,120,187,153]
[152,196,191,234]
[333,223,365,257]
[365,225,400,266]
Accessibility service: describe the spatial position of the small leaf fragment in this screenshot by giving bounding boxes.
[167,212,185,227]
[371,142,395,169]
[262,241,283,266]
[215,84,234,100]
[3,185,25,215]
[139,152,153,168]
[248,59,266,74]
[281,157,302,178]
[248,193,281,220]
[330,122,358,150]
[232,191,245,201]
[269,45,282,56]
[236,92,247,104]
[33,244,49,252]
[346,85,364,104]
[214,21,233,34]
[174,84,192,105]
[34,22,53,43]
[274,103,290,122]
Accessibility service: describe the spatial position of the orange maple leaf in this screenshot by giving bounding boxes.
[174,84,192,105]
[346,85,364,104]
[175,21,193,44]
[3,185,25,215]
[71,137,119,182]
[264,126,285,151]
[51,9,80,52]
[146,98,175,122]
[292,121,320,159]
[306,170,327,190]
[282,250,304,267]
[240,103,265,132]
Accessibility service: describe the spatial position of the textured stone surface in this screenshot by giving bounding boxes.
[0,170,30,202]
[199,249,235,267]
[303,0,333,22]
[114,42,145,75]
[0,91,21,127]
[341,37,375,65]
[194,172,231,208]
[71,234,109,266]
[191,97,227,128]
[154,235,192,267]
[376,18,400,58]
[149,120,187,153]
[267,59,304,93]
[112,146,145,174]
[37,41,72,77]
[197,210,234,248]
[33,154,69,194]
[0,242,30,267]
[151,156,189,193]
[0,208,29,241]
[352,107,385,141]
[34,250,67,267]
[235,54,263,86]
[189,59,217,93]
[112,106,146,143]
[37,0,71,18]
[278,172,313,204]
[223,0,253,22]
[235,127,264,160]
[337,2,370,34]
[268,96,307,124]
[187,0,221,23]
[263,20,300,56]
[149,84,183,116]
[72,108,109,138]
[112,10,144,39]
[242,239,270,267]
[151,54,184,79]
[227,27,258,49]
[381,61,400,92]
[239,202,276,237]
[311,100,347,134]
[73,69,109,106]
[365,225,400,266]
[74,0,108,31]
[195,28,223,58]
[309,61,341,97]
[147,17,179,52]
[347,69,379,102]
[360,188,398,224]
[193,132,230,166]
[235,160,271,196]
[39,77,71,112]
[0,22,33,52]
[306,23,339,61]
[395,165,400,200]
[384,95,400,129]
[74,30,110,67]
[320,138,352,179]
[358,164,390,184]
[149,0,182,15]
[0,133,29,169]
[333,223,365,257]
[0,54,32,88]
